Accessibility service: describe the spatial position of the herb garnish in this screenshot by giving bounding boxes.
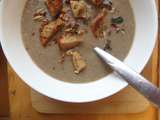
[111,16,124,24]
[103,39,112,51]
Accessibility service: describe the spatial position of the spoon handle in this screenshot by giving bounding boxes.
[94,47,160,108]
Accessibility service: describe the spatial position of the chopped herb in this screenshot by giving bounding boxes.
[32,32,35,36]
[111,23,118,29]
[103,39,112,51]
[52,67,55,70]
[111,16,124,24]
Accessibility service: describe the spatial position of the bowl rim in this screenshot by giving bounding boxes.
[0,0,158,103]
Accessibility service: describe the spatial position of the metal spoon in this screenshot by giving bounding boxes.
[94,47,160,108]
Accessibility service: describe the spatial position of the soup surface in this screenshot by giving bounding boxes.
[22,0,135,83]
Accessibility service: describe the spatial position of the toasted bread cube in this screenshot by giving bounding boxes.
[70,0,88,18]
[45,0,62,17]
[66,51,86,74]
[40,19,64,46]
[58,34,82,50]
[91,9,107,37]
[59,5,77,28]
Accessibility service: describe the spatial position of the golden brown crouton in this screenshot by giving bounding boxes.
[58,34,82,51]
[70,0,88,19]
[91,9,107,37]
[40,19,64,46]
[66,51,86,74]
[91,0,103,6]
[45,0,62,17]
[59,5,77,28]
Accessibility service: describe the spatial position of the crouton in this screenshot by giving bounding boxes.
[58,34,82,50]
[59,6,77,28]
[91,9,107,37]
[40,19,64,46]
[45,0,62,17]
[66,51,86,74]
[70,0,88,19]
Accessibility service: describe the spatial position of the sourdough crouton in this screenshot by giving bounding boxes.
[59,6,77,28]
[58,34,82,50]
[91,9,107,37]
[40,19,64,46]
[66,51,86,74]
[45,0,62,17]
[70,0,88,19]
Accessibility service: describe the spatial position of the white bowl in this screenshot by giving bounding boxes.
[0,0,158,103]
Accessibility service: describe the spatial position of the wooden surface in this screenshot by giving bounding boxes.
[31,86,149,114]
[0,46,9,117]
[0,0,159,120]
